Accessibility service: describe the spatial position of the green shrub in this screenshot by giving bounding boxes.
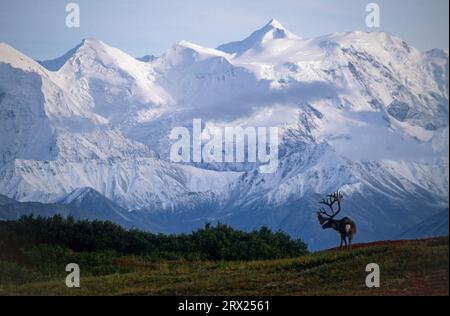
[0,261,41,285]
[0,215,308,262]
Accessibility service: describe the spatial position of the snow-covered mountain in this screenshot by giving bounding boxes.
[0,19,448,249]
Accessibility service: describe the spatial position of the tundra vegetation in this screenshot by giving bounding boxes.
[0,216,447,295]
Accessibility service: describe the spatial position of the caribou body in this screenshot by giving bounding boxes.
[316,191,357,250]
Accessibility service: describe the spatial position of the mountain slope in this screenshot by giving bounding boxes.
[398,210,449,239]
[56,187,135,227]
[0,188,148,229]
[0,194,16,206]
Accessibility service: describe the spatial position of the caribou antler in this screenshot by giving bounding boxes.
[317,191,343,220]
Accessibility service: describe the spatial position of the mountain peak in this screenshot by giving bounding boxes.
[39,38,137,72]
[217,19,299,55]
[176,40,200,49]
[257,18,295,41]
[159,40,228,66]
[79,38,106,49]
[266,18,285,30]
[58,187,98,204]
[38,39,105,71]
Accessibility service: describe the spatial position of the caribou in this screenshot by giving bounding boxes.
[316,191,356,250]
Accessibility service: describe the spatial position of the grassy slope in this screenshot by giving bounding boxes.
[0,237,448,296]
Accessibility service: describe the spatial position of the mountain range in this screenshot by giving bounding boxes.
[0,19,448,249]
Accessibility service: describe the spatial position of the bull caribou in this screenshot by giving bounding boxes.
[316,191,356,250]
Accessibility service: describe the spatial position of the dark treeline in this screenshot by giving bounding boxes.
[0,215,308,261]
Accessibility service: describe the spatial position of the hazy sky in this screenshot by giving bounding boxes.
[0,0,448,60]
